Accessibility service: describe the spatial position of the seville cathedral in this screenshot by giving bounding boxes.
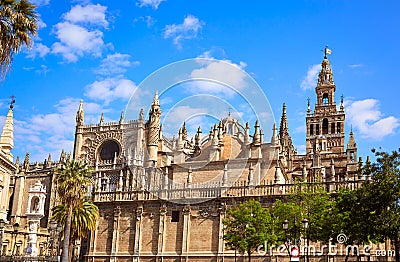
[0,54,378,262]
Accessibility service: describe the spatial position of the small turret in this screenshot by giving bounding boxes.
[76,100,84,126]
[252,120,260,144]
[244,122,250,145]
[99,113,104,125]
[346,128,357,162]
[271,123,279,146]
[119,110,124,124]
[23,152,30,171]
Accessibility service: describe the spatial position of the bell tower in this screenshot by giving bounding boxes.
[306,47,345,154]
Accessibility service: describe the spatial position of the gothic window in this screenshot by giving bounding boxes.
[316,124,320,135]
[172,211,180,222]
[310,124,314,135]
[322,93,329,105]
[322,118,329,134]
[99,140,120,161]
[331,122,335,134]
[337,122,341,134]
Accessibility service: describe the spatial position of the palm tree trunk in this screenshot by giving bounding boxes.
[62,206,73,262]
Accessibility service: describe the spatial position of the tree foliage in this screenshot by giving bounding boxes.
[52,198,99,240]
[54,159,93,262]
[0,0,37,79]
[223,199,276,261]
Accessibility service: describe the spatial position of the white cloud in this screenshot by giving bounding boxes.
[37,17,47,29]
[162,105,210,137]
[26,43,50,59]
[30,0,49,6]
[190,59,247,96]
[63,4,109,28]
[164,15,204,48]
[134,16,156,27]
[300,64,320,91]
[346,99,400,140]
[295,144,306,155]
[136,0,165,9]
[294,125,306,134]
[85,78,137,104]
[348,64,364,68]
[51,4,110,62]
[13,98,109,162]
[51,22,106,62]
[94,53,139,76]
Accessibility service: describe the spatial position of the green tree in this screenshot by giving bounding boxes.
[0,0,37,79]
[223,199,276,262]
[52,198,99,240]
[52,198,99,260]
[273,182,333,260]
[362,149,400,262]
[332,187,376,262]
[54,159,93,262]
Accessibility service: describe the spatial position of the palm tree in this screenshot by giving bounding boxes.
[54,159,93,262]
[52,198,99,240]
[0,0,38,79]
[52,198,99,260]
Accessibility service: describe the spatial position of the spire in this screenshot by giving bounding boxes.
[347,128,357,149]
[119,110,124,124]
[244,122,250,145]
[23,152,30,171]
[271,123,279,146]
[152,90,160,106]
[195,126,202,146]
[99,113,104,125]
[182,122,188,141]
[76,100,84,126]
[0,102,14,159]
[252,120,260,144]
[279,103,288,135]
[59,149,66,163]
[307,97,311,115]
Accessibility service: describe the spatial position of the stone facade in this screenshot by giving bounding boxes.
[0,54,390,261]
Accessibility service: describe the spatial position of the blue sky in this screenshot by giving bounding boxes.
[0,0,399,162]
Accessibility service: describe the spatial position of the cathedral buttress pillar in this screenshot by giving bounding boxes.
[157,204,167,259]
[133,204,143,262]
[110,206,121,262]
[181,205,191,262]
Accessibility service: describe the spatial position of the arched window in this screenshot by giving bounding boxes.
[310,124,314,135]
[337,122,341,134]
[331,122,335,134]
[316,124,320,135]
[322,119,329,134]
[322,93,329,105]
